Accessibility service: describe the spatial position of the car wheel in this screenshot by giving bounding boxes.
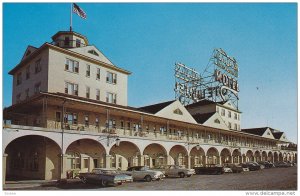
[80,177,87,184]
[187,174,192,177]
[101,180,108,187]
[144,175,152,182]
[179,172,185,178]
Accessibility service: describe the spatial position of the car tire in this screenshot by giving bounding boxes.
[187,174,192,177]
[144,175,152,182]
[81,177,87,184]
[179,172,185,178]
[101,180,108,187]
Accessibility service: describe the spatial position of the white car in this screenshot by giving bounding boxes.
[154,165,195,178]
[122,166,165,182]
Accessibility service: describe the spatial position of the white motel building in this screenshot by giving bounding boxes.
[2,30,297,181]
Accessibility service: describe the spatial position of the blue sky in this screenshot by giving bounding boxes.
[3,3,297,143]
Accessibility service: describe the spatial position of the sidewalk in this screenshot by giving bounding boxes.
[3,180,57,190]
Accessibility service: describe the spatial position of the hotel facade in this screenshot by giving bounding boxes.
[3,30,297,181]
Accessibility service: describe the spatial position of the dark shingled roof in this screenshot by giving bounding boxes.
[138,100,175,114]
[272,132,284,139]
[192,112,215,124]
[241,127,269,136]
[185,99,226,109]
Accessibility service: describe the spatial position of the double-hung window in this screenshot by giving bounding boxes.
[86,65,90,77]
[65,82,78,96]
[96,68,100,80]
[65,59,79,73]
[64,113,78,125]
[86,86,90,98]
[96,89,100,101]
[35,59,41,73]
[16,72,22,85]
[26,66,30,79]
[106,72,117,84]
[106,92,116,104]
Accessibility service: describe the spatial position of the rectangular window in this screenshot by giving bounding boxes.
[34,82,41,94]
[86,65,90,77]
[120,121,124,129]
[64,113,78,125]
[84,115,89,127]
[56,112,61,122]
[76,39,81,47]
[16,72,22,85]
[221,109,225,116]
[65,59,79,73]
[95,116,99,127]
[25,88,29,99]
[228,122,232,129]
[96,89,100,101]
[26,66,30,79]
[107,119,116,129]
[234,113,237,120]
[83,159,88,168]
[16,93,21,103]
[106,72,117,84]
[228,111,231,118]
[64,37,70,46]
[106,92,117,104]
[234,123,237,130]
[35,59,41,73]
[65,82,78,96]
[86,86,90,98]
[127,122,131,130]
[96,68,100,80]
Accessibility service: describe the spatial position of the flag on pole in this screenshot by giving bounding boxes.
[73,3,87,19]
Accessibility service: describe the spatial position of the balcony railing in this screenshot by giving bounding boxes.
[3,120,284,151]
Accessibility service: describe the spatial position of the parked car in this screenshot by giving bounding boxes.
[121,166,165,182]
[274,161,291,168]
[194,164,224,175]
[223,166,233,173]
[78,168,133,187]
[224,163,243,173]
[154,165,195,178]
[240,162,261,171]
[238,163,250,172]
[257,161,274,168]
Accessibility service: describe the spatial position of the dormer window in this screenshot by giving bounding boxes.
[88,50,99,56]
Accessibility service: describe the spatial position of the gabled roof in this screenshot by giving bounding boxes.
[241,127,268,136]
[21,45,37,61]
[69,45,114,66]
[185,99,218,109]
[138,100,175,114]
[272,132,284,139]
[192,112,215,124]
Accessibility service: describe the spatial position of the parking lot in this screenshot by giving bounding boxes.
[5,166,297,190]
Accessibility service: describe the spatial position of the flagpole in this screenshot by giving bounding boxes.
[70,3,72,32]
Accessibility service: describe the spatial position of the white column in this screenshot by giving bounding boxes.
[105,154,111,168]
[187,155,191,169]
[3,154,8,185]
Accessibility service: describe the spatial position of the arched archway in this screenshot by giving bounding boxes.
[267,152,273,162]
[143,143,167,168]
[190,146,205,167]
[232,149,242,163]
[4,135,61,180]
[169,145,188,167]
[262,151,268,161]
[283,153,287,161]
[220,148,231,165]
[274,152,279,162]
[110,141,141,170]
[279,152,283,161]
[254,151,261,162]
[65,139,106,174]
[246,150,254,162]
[206,147,219,164]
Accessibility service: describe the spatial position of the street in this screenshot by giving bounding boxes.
[4,166,297,191]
